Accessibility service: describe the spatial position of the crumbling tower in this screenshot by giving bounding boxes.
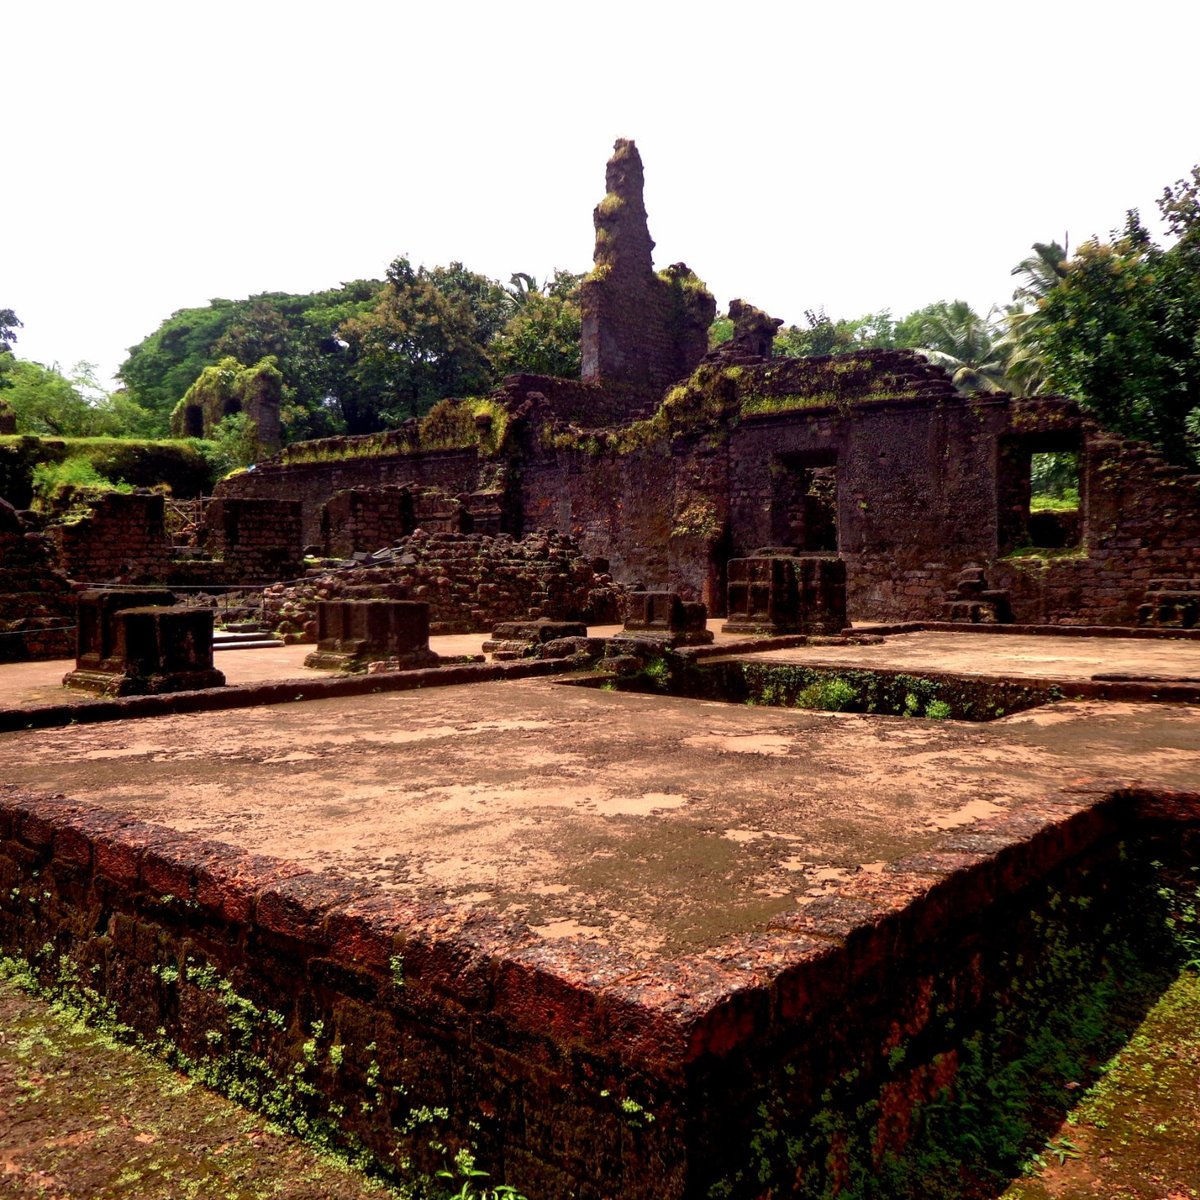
[580,138,715,392]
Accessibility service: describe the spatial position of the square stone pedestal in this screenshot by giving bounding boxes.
[620,591,713,647]
[304,600,438,672]
[722,553,846,635]
[64,602,225,696]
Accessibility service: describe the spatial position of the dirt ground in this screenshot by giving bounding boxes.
[0,970,403,1200]
[1001,968,1200,1200]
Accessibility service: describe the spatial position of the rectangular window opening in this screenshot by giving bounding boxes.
[1027,450,1081,548]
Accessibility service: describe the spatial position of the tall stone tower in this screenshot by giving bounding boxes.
[579,139,715,392]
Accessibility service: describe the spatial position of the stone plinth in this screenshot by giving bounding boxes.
[622,591,713,646]
[722,554,847,635]
[304,600,437,672]
[69,588,177,676]
[64,602,225,696]
[942,566,1012,625]
[1138,579,1200,629]
[482,618,588,661]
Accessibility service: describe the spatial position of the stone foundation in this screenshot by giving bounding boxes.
[304,600,437,672]
[0,783,1196,1198]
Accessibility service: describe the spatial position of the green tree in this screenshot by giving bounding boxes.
[2,359,152,436]
[491,289,582,378]
[0,309,21,391]
[996,241,1069,395]
[338,257,499,430]
[118,299,241,428]
[1031,176,1200,464]
[903,300,1010,393]
[774,309,904,358]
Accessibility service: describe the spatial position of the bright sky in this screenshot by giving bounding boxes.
[6,0,1199,389]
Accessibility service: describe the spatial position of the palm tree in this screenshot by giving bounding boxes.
[997,240,1069,395]
[912,300,1011,393]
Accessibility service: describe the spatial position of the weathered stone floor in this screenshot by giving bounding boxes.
[0,671,1195,957]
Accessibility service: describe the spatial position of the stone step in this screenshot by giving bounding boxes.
[213,637,286,652]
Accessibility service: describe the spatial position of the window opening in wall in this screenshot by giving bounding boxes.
[771,454,838,552]
[1027,450,1081,548]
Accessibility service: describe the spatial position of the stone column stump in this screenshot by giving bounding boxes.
[722,553,847,635]
[304,600,438,672]
[64,597,225,696]
[621,590,713,646]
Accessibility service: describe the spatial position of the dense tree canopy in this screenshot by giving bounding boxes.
[1007,166,1200,464]
[117,261,585,440]
[2,359,156,437]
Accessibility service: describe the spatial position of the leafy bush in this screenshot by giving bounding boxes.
[29,455,132,514]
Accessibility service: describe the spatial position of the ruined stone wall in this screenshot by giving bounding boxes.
[319,484,494,559]
[992,426,1200,625]
[48,491,171,585]
[0,500,75,662]
[262,529,608,636]
[213,448,492,548]
[728,396,1002,619]
[202,498,305,585]
[210,350,1199,627]
[520,445,677,594]
[579,139,714,397]
[499,374,661,427]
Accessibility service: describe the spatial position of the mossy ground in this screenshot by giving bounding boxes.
[1001,968,1200,1200]
[0,970,402,1200]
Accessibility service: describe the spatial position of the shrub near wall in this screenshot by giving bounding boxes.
[0,436,219,509]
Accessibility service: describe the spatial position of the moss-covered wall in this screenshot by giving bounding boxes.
[0,436,216,510]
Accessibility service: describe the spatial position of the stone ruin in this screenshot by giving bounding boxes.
[0,497,75,662]
[1,137,1200,1200]
[723,551,847,635]
[580,138,715,393]
[263,528,617,641]
[63,587,225,697]
[303,599,438,673]
[619,589,713,647]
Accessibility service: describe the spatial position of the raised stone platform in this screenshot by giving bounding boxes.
[0,669,1198,1196]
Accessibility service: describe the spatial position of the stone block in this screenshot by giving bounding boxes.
[622,591,712,646]
[723,554,847,635]
[71,588,177,675]
[304,600,437,672]
[64,603,225,696]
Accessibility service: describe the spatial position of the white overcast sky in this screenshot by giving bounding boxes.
[5,0,1199,388]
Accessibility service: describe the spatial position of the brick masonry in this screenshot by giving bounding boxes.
[263,529,611,637]
[201,497,305,585]
[48,491,171,585]
[0,498,75,662]
[1,782,1195,1197]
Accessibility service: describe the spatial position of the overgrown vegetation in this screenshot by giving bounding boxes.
[0,433,220,510]
[0,946,528,1200]
[604,658,1053,721]
[709,851,1200,1199]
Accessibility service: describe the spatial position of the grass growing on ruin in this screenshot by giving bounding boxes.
[0,947,527,1200]
[279,398,512,466]
[710,857,1200,1200]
